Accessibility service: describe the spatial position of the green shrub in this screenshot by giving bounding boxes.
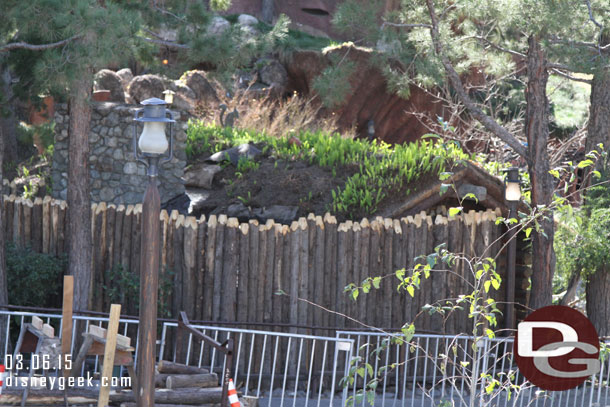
[5,243,67,308]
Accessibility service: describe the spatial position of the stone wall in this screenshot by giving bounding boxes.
[51,102,188,205]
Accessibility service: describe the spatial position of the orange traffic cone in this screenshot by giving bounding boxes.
[227,378,240,407]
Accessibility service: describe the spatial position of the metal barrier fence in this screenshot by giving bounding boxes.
[337,331,610,407]
[160,322,355,407]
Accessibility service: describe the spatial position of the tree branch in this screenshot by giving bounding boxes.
[381,21,432,29]
[0,34,81,53]
[549,68,592,84]
[140,36,190,49]
[424,0,529,161]
[472,36,526,59]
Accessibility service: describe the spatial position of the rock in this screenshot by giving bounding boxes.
[289,22,330,39]
[93,69,125,102]
[207,16,230,36]
[226,203,252,220]
[258,59,288,91]
[171,81,197,111]
[207,143,261,166]
[127,74,165,104]
[116,68,134,89]
[255,205,298,224]
[161,193,190,215]
[182,71,219,104]
[238,14,259,26]
[182,163,222,189]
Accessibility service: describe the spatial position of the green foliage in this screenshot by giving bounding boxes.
[209,0,232,12]
[332,0,382,43]
[5,243,67,308]
[104,264,175,317]
[555,156,610,282]
[547,75,591,133]
[312,51,356,108]
[187,122,469,218]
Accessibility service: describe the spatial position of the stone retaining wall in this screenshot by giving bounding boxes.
[51,102,188,204]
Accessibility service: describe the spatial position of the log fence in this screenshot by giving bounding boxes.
[2,195,516,335]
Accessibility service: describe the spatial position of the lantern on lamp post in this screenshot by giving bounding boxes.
[503,167,521,333]
[133,97,175,407]
[163,89,175,105]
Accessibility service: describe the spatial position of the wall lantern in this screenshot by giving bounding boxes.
[133,97,175,176]
[504,167,522,202]
[163,89,175,105]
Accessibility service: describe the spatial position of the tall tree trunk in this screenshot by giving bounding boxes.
[1,65,18,169]
[261,0,274,24]
[0,114,7,308]
[584,34,610,335]
[67,73,93,312]
[586,268,610,337]
[525,35,555,310]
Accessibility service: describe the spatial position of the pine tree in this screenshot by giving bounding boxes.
[331,0,609,311]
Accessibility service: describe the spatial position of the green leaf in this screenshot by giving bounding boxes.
[407,285,415,297]
[484,280,491,293]
[439,172,454,181]
[448,207,463,217]
[439,183,450,196]
[372,276,381,289]
[577,159,594,168]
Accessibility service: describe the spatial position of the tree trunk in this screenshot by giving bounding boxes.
[585,49,610,154]
[525,35,555,311]
[0,112,7,308]
[1,65,18,170]
[261,0,274,23]
[586,268,610,337]
[67,73,93,312]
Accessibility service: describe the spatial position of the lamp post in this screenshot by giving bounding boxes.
[133,97,174,407]
[163,89,175,105]
[504,167,521,333]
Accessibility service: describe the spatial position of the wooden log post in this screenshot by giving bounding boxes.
[98,304,121,407]
[61,275,74,378]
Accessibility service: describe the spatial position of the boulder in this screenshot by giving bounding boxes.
[182,71,219,104]
[207,143,261,166]
[172,81,197,111]
[161,193,190,215]
[238,14,259,26]
[93,69,125,102]
[207,16,230,36]
[225,203,298,224]
[258,59,288,92]
[182,163,222,189]
[127,74,165,104]
[116,68,134,89]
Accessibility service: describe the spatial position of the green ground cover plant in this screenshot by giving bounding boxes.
[187,122,470,218]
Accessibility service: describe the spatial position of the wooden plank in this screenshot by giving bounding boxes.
[309,216,324,333]
[31,197,43,252]
[323,213,337,328]
[391,219,403,329]
[42,323,54,338]
[104,205,117,310]
[194,216,207,321]
[212,215,226,321]
[336,221,350,329]
[112,205,125,269]
[13,196,22,245]
[183,217,198,320]
[272,224,286,326]
[87,325,131,348]
[172,215,185,318]
[55,200,67,255]
[288,221,299,331]
[98,304,121,407]
[263,220,276,325]
[120,205,134,273]
[204,216,218,322]
[222,218,239,321]
[432,215,448,332]
[367,219,381,327]
[165,373,219,390]
[31,316,44,330]
[296,218,308,334]
[23,198,32,247]
[237,223,249,323]
[93,202,107,311]
[61,275,74,377]
[446,215,462,334]
[157,360,209,374]
[5,195,15,243]
[348,221,361,328]
[358,219,370,326]
[306,214,316,330]
[130,205,143,303]
[255,222,268,326]
[381,218,393,329]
